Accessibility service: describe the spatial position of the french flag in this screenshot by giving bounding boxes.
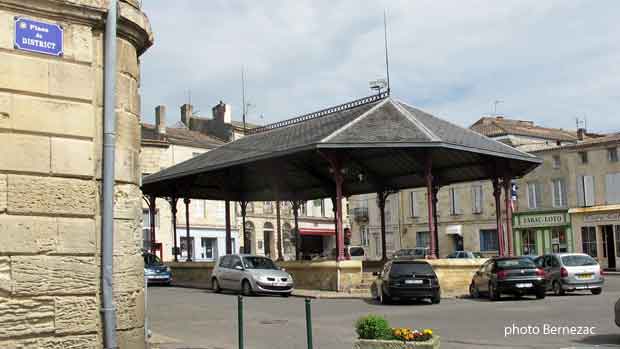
[510,181,518,211]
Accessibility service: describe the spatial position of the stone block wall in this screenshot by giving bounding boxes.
[0,0,152,347]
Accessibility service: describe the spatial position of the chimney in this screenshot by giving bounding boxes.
[212,101,232,125]
[577,128,586,141]
[155,105,166,134]
[181,104,193,127]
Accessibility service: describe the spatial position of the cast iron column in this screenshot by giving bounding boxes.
[148,195,157,254]
[321,152,345,261]
[432,184,440,258]
[225,200,232,254]
[425,156,437,258]
[503,176,514,256]
[184,198,192,262]
[240,201,248,254]
[492,178,505,256]
[376,191,388,262]
[168,196,179,262]
[292,201,301,260]
[276,200,283,260]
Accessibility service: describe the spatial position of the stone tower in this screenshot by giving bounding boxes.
[0,0,152,347]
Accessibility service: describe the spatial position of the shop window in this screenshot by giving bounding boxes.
[577,175,595,207]
[551,228,568,253]
[527,182,543,209]
[521,230,537,255]
[551,178,567,208]
[479,229,498,252]
[606,173,620,204]
[579,151,588,164]
[472,185,483,214]
[581,226,597,258]
[416,231,430,249]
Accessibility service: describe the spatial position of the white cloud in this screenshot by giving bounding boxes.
[140,0,620,132]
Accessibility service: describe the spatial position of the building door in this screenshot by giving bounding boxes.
[521,230,536,256]
[201,238,217,261]
[603,225,616,269]
[263,231,272,257]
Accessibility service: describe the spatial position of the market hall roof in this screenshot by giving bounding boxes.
[142,94,541,201]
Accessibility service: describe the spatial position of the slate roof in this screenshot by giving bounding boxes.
[142,95,541,201]
[470,116,580,142]
[531,132,620,153]
[141,123,225,149]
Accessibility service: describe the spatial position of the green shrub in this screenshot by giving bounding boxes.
[355,315,392,340]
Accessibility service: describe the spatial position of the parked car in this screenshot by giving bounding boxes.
[538,253,604,296]
[393,248,430,260]
[211,254,294,296]
[469,257,546,301]
[143,252,171,285]
[371,260,441,304]
[446,251,484,259]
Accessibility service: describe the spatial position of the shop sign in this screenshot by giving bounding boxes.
[517,213,565,227]
[14,17,64,56]
[584,212,620,223]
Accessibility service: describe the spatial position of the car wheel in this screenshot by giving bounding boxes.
[469,283,479,298]
[552,281,565,296]
[431,292,441,304]
[591,288,602,295]
[488,282,500,301]
[379,288,391,305]
[535,288,546,299]
[242,280,253,296]
[280,292,291,298]
[212,278,221,293]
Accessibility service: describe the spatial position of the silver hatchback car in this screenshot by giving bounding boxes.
[537,253,604,296]
[211,254,294,297]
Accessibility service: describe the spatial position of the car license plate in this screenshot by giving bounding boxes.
[578,274,593,279]
[516,283,532,288]
[405,279,423,285]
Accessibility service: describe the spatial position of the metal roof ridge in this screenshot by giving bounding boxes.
[392,99,440,142]
[320,97,391,143]
[246,92,389,135]
[397,100,539,159]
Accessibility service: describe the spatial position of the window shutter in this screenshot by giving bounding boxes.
[561,178,567,206]
[528,183,536,209]
[410,191,417,217]
[535,182,543,208]
[576,176,585,207]
[454,188,461,214]
[584,175,595,206]
[606,173,620,204]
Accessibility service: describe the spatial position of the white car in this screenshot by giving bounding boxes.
[211,254,294,297]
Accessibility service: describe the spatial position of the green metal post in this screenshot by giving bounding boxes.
[305,298,313,349]
[238,295,244,349]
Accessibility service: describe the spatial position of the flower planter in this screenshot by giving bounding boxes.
[354,336,440,349]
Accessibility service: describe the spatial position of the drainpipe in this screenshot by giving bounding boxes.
[102,1,118,348]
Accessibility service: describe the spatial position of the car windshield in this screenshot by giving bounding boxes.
[496,258,536,270]
[243,257,279,270]
[390,262,434,276]
[144,253,162,266]
[561,255,598,267]
[350,247,364,256]
[395,249,424,257]
[472,252,483,258]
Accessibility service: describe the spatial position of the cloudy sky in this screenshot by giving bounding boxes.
[140,1,619,133]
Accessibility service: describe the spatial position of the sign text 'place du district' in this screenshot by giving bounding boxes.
[14,17,63,56]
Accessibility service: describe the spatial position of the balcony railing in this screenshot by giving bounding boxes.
[350,207,369,222]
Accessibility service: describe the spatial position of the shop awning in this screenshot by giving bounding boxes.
[445,225,462,236]
[299,228,335,237]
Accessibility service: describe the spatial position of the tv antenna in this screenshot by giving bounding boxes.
[493,100,503,115]
[384,9,391,95]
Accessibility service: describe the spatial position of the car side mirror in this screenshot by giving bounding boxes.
[235,265,243,271]
[372,272,380,277]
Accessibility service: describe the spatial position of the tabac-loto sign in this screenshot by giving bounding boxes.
[14,17,63,56]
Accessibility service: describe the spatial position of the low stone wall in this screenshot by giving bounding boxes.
[427,259,487,296]
[168,262,215,285]
[279,260,363,292]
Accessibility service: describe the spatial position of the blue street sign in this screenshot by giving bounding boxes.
[14,17,63,56]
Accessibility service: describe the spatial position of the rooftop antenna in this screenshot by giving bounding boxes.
[384,9,391,95]
[493,100,503,115]
[241,66,247,134]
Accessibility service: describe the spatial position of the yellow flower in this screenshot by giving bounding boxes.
[424,329,433,335]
